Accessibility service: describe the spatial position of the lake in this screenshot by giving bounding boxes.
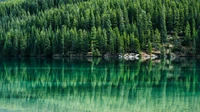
[0,58,199,112]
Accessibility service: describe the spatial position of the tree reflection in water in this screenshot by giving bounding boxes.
[0,58,199,112]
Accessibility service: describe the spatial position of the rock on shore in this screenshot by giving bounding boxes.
[120,52,159,60]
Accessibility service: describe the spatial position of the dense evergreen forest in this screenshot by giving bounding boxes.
[0,0,200,57]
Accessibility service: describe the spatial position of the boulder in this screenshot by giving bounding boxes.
[123,53,140,60]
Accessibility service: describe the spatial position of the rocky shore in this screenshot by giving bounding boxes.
[49,50,196,60]
[118,52,159,61]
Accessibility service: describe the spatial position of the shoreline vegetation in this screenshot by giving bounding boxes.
[0,0,200,57]
[2,51,199,60]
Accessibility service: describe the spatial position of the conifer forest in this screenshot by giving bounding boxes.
[0,0,200,57]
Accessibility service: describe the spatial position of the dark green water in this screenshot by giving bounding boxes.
[0,58,200,112]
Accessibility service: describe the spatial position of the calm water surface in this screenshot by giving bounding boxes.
[0,58,200,112]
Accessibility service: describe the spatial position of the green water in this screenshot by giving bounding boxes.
[0,58,200,112]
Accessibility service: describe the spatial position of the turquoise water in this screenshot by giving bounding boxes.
[0,58,199,112]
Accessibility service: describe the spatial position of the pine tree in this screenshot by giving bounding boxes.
[192,19,197,55]
[91,26,97,54]
[133,38,140,53]
[4,37,12,56]
[118,8,125,33]
[160,5,167,43]
[166,8,173,32]
[60,26,66,55]
[185,22,191,44]
[18,32,27,56]
[78,29,84,53]
[109,29,116,54]
[111,11,118,28]
[196,26,200,54]
[10,33,18,56]
[70,28,78,53]
[44,36,51,56]
[154,29,161,42]
[90,10,95,28]
[83,29,89,52]
[129,33,135,52]
[95,12,101,27]
[0,31,5,56]
[148,40,152,54]
[174,8,180,33]
[115,28,124,53]
[102,29,108,52]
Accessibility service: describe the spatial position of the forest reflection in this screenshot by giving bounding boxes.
[0,58,200,112]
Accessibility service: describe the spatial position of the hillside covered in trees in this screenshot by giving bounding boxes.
[0,0,200,57]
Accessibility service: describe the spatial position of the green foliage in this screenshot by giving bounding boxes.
[196,26,200,54]
[0,0,199,56]
[160,5,167,43]
[154,29,161,42]
[184,22,191,46]
[148,40,152,54]
[92,49,101,56]
[91,26,96,53]
[132,38,140,53]
[160,45,166,57]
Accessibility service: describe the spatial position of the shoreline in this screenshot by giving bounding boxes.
[0,53,199,58]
